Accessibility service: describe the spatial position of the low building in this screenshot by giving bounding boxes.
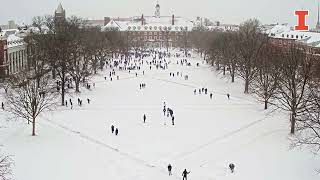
[0,29,28,78]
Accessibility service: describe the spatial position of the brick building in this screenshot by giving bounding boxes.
[102,2,194,48]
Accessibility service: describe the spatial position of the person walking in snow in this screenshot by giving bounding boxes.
[210,93,213,99]
[111,125,115,133]
[115,128,119,136]
[194,89,196,95]
[1,102,4,110]
[229,163,235,173]
[227,93,230,100]
[163,107,166,116]
[143,114,146,123]
[168,164,172,176]
[87,98,91,104]
[182,169,190,180]
[172,116,175,125]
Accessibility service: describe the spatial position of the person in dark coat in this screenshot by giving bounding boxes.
[111,125,115,133]
[182,169,190,180]
[1,102,4,110]
[210,93,213,99]
[229,163,235,173]
[115,128,119,136]
[143,114,146,123]
[172,116,175,125]
[168,164,172,176]
[227,93,230,100]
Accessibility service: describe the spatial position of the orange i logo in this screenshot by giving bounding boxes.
[295,10,309,31]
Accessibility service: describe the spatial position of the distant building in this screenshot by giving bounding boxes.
[0,29,27,78]
[54,3,66,28]
[316,2,320,32]
[102,2,194,48]
[8,20,17,29]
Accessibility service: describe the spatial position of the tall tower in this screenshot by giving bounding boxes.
[55,3,66,23]
[155,1,160,18]
[316,1,320,30]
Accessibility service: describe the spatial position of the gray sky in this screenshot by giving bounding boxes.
[1,0,319,27]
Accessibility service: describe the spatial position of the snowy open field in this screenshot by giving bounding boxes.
[1,50,320,180]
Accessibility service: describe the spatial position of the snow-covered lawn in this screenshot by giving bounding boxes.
[1,50,319,180]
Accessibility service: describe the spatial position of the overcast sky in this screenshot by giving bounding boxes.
[1,0,319,27]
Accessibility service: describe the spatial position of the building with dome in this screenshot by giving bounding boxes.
[102,2,194,48]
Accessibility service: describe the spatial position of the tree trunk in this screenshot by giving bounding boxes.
[231,69,235,83]
[244,79,249,94]
[32,116,36,136]
[290,113,296,134]
[52,68,56,79]
[61,69,65,106]
[264,100,268,110]
[75,78,80,93]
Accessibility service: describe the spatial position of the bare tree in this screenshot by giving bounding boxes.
[275,44,314,134]
[294,80,320,153]
[0,154,13,180]
[236,19,267,93]
[250,42,281,109]
[5,73,57,136]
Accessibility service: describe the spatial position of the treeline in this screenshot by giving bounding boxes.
[3,15,128,136]
[190,19,320,152]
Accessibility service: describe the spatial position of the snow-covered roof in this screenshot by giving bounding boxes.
[102,15,194,32]
[267,24,320,47]
[7,34,24,48]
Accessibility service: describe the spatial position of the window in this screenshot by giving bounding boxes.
[154,36,157,40]
[149,36,152,40]
[296,35,298,39]
[282,34,284,37]
[291,35,294,38]
[159,32,162,35]
[144,32,147,35]
[144,36,147,40]
[159,36,162,40]
[154,32,157,35]
[149,32,152,35]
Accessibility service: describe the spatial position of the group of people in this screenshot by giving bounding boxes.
[139,83,146,89]
[166,163,235,179]
[193,88,231,100]
[163,102,175,126]
[110,125,119,136]
[64,97,91,109]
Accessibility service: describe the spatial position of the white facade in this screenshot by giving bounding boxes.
[6,34,27,75]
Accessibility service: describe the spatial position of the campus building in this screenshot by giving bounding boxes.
[0,29,28,78]
[102,2,194,48]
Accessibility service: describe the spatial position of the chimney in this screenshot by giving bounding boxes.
[104,17,111,26]
[172,14,175,25]
[141,14,144,25]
